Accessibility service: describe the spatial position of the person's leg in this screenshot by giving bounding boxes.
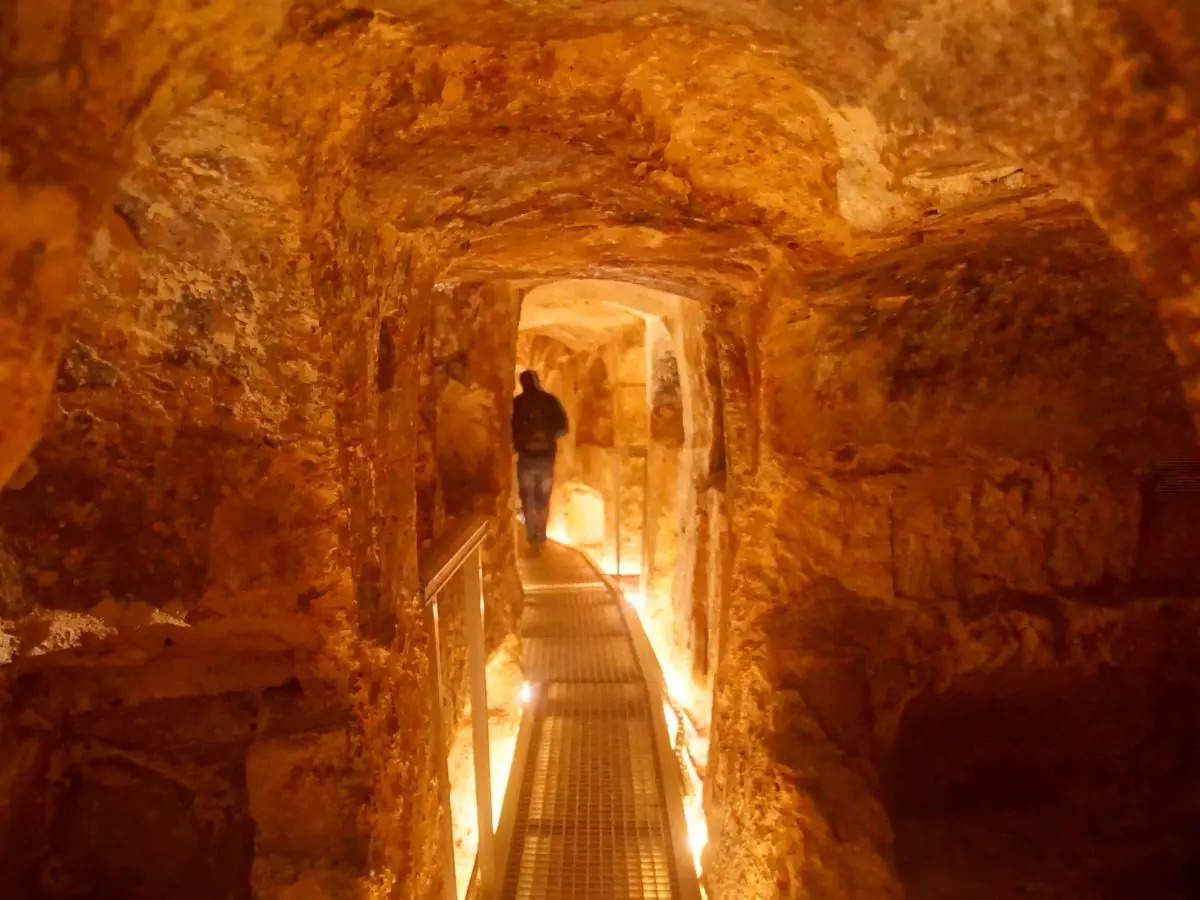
[533,456,554,543]
[516,456,539,544]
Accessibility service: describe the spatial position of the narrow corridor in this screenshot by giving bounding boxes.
[5,5,1200,899]
[497,544,697,899]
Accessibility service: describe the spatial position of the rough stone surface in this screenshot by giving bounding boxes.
[1,2,1199,898]
[705,209,1200,898]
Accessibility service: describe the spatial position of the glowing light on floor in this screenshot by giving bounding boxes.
[447,637,524,899]
[686,801,709,874]
[599,554,642,577]
[623,589,645,613]
[664,666,692,708]
[664,694,709,877]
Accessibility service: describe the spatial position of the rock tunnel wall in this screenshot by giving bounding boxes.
[706,209,1200,898]
[427,278,523,646]
[0,97,522,899]
[2,2,1200,899]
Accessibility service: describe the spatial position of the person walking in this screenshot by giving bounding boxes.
[511,370,568,553]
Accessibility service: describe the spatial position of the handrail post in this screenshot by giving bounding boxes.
[426,594,459,900]
[611,449,622,577]
[419,515,494,900]
[463,544,495,898]
[641,445,650,604]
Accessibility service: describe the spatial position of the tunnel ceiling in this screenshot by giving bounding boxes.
[518,280,689,351]
[5,0,1200,483]
[518,293,644,352]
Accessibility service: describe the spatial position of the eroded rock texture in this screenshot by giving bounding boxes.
[707,206,1200,899]
[2,1,1199,898]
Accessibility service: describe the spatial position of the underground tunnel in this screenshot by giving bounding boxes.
[2,2,1200,899]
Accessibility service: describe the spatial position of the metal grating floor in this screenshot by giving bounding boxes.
[503,545,683,899]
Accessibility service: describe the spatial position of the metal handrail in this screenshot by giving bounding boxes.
[421,514,496,900]
[422,515,490,598]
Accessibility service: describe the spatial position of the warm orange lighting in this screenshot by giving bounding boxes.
[664,702,707,875]
[599,553,643,577]
[624,589,645,613]
[518,681,534,706]
[447,638,524,898]
[686,799,708,874]
[664,666,691,707]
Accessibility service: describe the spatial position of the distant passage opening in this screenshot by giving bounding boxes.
[514,278,720,877]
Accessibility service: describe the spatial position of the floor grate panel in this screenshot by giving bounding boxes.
[505,545,683,900]
[523,636,640,683]
[543,683,648,716]
[505,699,677,899]
[523,589,615,607]
[521,603,628,638]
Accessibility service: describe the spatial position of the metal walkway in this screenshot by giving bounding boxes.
[494,542,699,900]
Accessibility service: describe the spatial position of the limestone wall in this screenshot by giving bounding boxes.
[0,98,522,899]
[705,211,1200,899]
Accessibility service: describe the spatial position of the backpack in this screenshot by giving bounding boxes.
[522,423,555,453]
[515,392,564,453]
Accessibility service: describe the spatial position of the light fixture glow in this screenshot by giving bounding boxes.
[686,802,708,874]
[518,681,534,706]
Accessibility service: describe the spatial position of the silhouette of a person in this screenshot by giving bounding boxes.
[511,370,568,552]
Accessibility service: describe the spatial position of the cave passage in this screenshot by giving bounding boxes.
[3,5,1200,900]
[498,281,710,898]
[497,541,697,899]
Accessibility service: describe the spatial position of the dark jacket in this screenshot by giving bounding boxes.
[512,386,568,456]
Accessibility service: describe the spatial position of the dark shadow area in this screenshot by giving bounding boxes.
[886,666,1200,899]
